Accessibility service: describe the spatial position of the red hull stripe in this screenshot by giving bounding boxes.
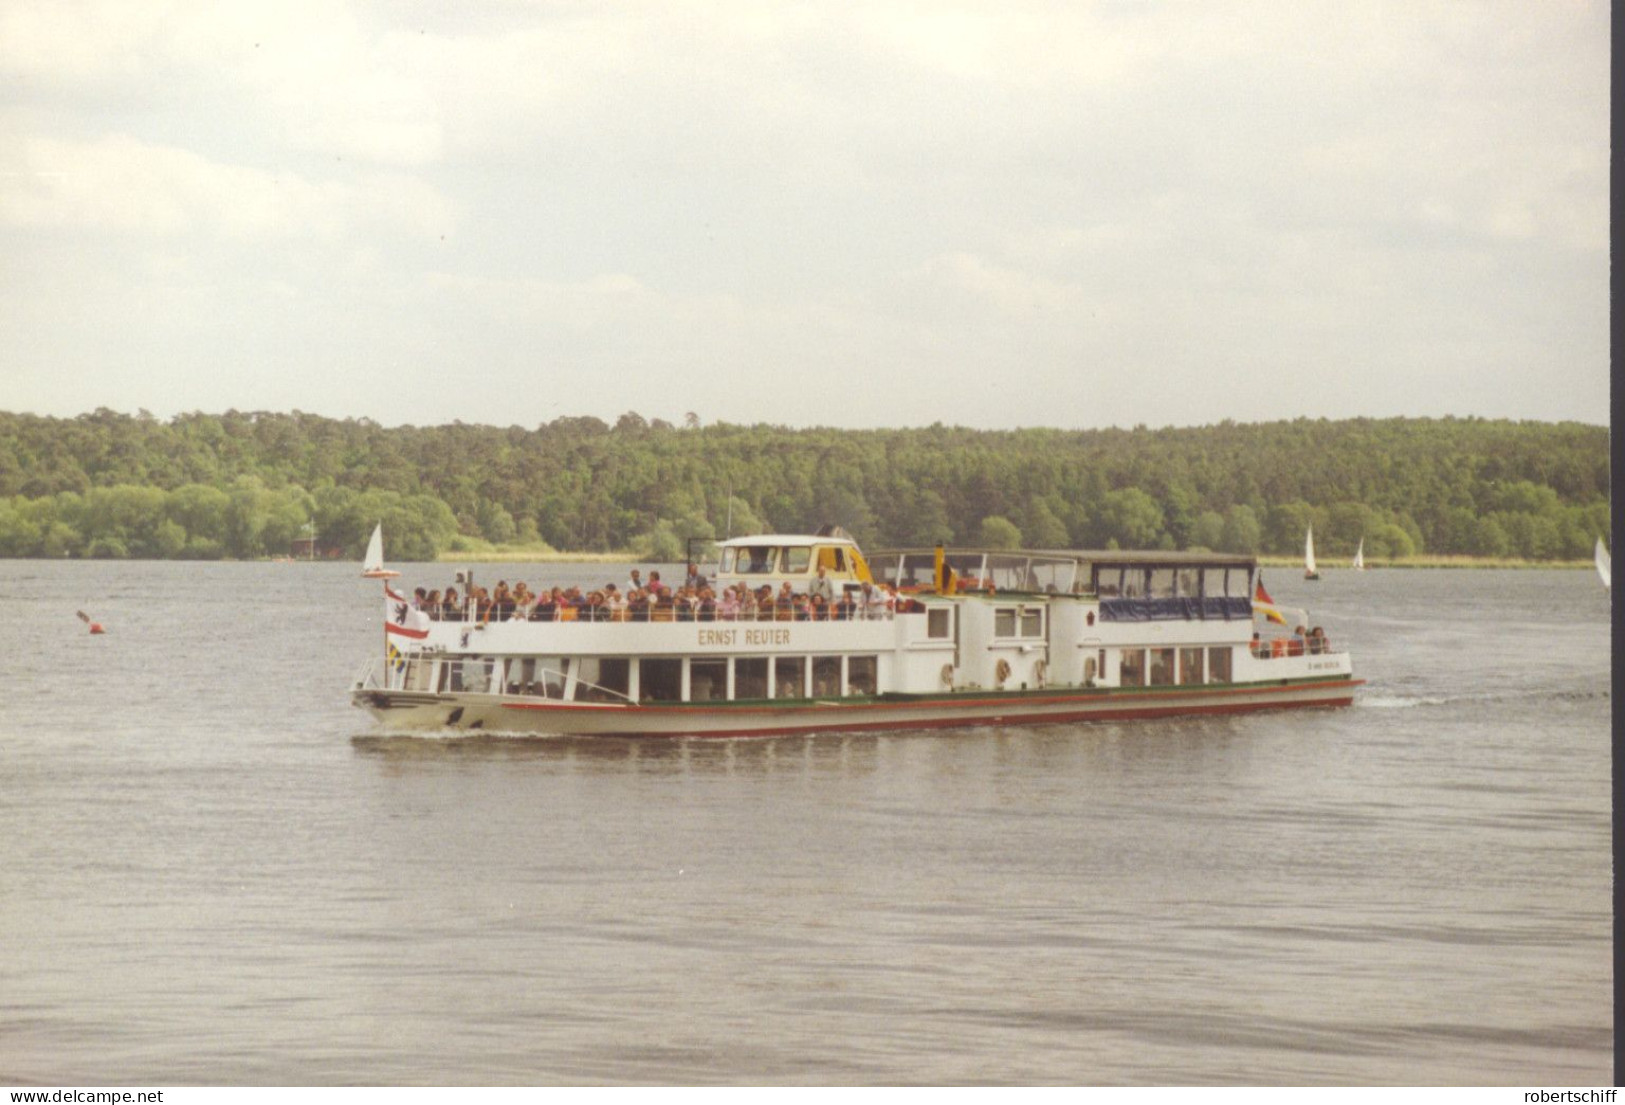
[498,678,1365,716]
[384,622,430,640]
[489,692,1357,738]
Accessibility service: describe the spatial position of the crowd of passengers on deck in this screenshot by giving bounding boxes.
[411,565,917,624]
[1251,625,1333,657]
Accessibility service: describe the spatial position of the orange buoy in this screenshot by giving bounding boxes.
[89,623,105,635]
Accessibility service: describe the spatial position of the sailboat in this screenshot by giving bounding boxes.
[1304,525,1320,580]
[361,523,400,579]
[1596,537,1610,591]
[1351,538,1365,571]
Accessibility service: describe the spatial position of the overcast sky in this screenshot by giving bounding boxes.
[1,1,1609,431]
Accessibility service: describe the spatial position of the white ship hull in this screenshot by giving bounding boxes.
[354,670,1360,738]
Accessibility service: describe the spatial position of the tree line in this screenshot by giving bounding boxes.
[0,408,1607,561]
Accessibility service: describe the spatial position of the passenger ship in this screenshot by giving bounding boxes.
[352,532,1360,737]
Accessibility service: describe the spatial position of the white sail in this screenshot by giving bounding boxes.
[361,524,400,578]
[1304,526,1318,577]
[1352,538,1365,571]
[1596,537,1610,590]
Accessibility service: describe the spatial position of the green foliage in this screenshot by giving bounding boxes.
[0,410,1606,560]
[977,516,1023,549]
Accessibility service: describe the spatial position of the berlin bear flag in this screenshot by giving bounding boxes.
[384,585,430,639]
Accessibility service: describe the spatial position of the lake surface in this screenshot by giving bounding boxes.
[0,561,1610,1085]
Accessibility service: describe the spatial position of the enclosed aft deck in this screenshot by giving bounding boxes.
[352,533,1360,737]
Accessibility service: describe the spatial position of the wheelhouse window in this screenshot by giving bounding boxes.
[734,657,769,700]
[739,547,775,574]
[640,658,682,703]
[1020,609,1043,638]
[690,658,727,702]
[817,547,847,572]
[1120,649,1145,687]
[1207,647,1232,683]
[994,608,1018,637]
[1177,568,1200,597]
[1096,568,1121,597]
[782,547,812,574]
[926,607,952,639]
[1179,648,1204,685]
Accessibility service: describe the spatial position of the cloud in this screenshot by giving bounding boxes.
[0,133,454,240]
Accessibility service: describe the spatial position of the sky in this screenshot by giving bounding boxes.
[0,1,1610,431]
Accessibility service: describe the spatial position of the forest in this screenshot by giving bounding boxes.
[0,408,1608,562]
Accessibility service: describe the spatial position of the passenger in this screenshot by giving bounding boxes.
[675,588,697,622]
[492,581,513,622]
[717,587,740,621]
[627,588,650,622]
[808,566,834,603]
[736,587,755,621]
[684,562,707,591]
[757,585,775,621]
[651,592,675,622]
[1289,627,1306,657]
[628,568,644,594]
[648,570,666,596]
[774,588,795,622]
[442,586,461,622]
[605,585,628,622]
[833,591,855,621]
[531,590,556,622]
[864,582,889,620]
[810,593,830,621]
[425,589,442,621]
[1309,626,1328,654]
[697,587,717,622]
[1250,631,1265,658]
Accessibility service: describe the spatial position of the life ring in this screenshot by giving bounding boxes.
[994,658,1012,685]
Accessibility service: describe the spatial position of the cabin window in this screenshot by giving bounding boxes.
[1207,647,1232,683]
[848,655,878,696]
[1201,568,1226,599]
[1123,570,1145,598]
[531,656,568,698]
[927,607,952,639]
[1095,568,1121,597]
[1179,648,1205,685]
[407,657,435,692]
[782,547,812,574]
[1148,648,1176,686]
[1148,569,1176,599]
[994,608,1018,637]
[740,547,775,574]
[1177,568,1200,597]
[734,657,769,700]
[640,658,682,703]
[1020,609,1044,638]
[690,658,727,702]
[1120,649,1145,687]
[451,656,496,694]
[775,656,806,699]
[1227,568,1252,598]
[575,658,630,703]
[720,548,737,573]
[812,656,842,697]
[818,547,847,572]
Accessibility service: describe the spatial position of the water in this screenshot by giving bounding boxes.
[0,561,1610,1085]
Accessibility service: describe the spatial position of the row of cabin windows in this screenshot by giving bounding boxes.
[1116,646,1234,687]
[721,545,850,575]
[429,654,880,702]
[1095,566,1252,600]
